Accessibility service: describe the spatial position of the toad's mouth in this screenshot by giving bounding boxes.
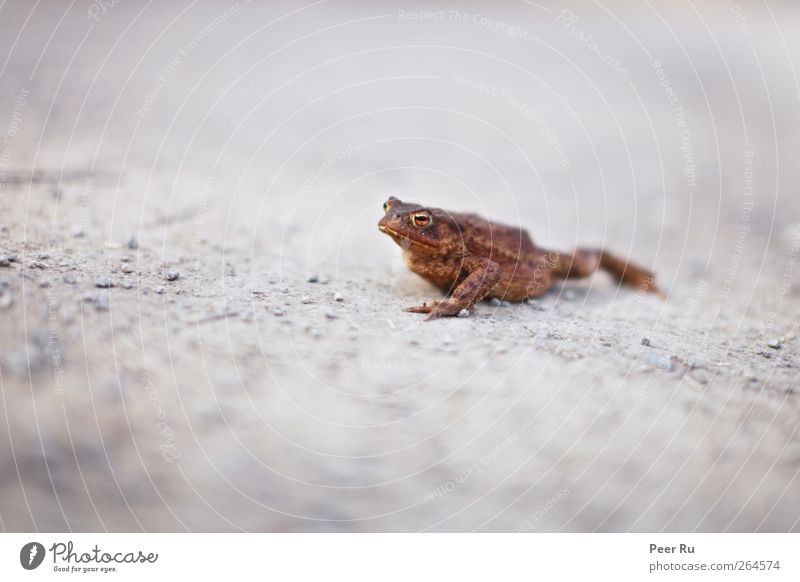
[378,225,437,250]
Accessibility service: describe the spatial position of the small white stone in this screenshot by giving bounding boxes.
[488,298,502,307]
[324,307,338,319]
[644,352,674,371]
[334,292,344,302]
[457,309,470,318]
[442,335,454,345]
[766,338,782,350]
[300,296,312,304]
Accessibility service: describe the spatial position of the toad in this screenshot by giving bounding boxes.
[378,197,663,320]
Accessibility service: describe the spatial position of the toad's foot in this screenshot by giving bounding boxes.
[404,302,438,314]
[405,259,503,321]
[404,300,465,319]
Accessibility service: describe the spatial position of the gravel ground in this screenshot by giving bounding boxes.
[0,0,798,532]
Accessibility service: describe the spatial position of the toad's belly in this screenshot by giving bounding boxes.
[402,250,463,292]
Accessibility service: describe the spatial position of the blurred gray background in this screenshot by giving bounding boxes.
[0,0,798,532]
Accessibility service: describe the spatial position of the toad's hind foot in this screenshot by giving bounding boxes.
[555,248,664,297]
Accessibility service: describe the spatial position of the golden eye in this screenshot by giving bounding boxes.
[412,212,431,227]
[383,201,391,213]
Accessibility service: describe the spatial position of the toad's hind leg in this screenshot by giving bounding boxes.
[553,248,663,296]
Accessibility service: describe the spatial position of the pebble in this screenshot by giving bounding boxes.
[641,338,652,347]
[121,264,135,274]
[121,281,133,290]
[128,237,139,250]
[687,355,706,369]
[556,347,582,360]
[70,226,86,238]
[767,339,782,350]
[0,256,9,267]
[272,307,285,317]
[644,352,674,371]
[334,292,344,302]
[307,274,319,283]
[82,293,110,311]
[6,253,17,263]
[38,278,50,288]
[687,369,710,385]
[95,276,113,288]
[155,286,166,294]
[489,298,502,307]
[165,269,180,281]
[31,261,47,269]
[300,296,312,304]
[323,307,338,320]
[63,274,77,285]
[457,309,470,318]
[442,335,454,345]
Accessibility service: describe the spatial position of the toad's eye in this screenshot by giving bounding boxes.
[383,201,392,213]
[412,212,432,227]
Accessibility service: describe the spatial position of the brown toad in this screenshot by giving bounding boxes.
[378,197,663,320]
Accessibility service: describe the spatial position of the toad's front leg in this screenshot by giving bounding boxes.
[405,258,502,320]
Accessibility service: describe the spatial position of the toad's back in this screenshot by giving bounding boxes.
[452,212,543,266]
